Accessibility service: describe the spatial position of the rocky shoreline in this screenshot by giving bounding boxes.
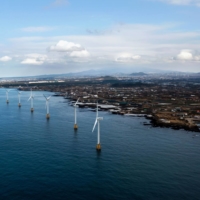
[65,97,200,133]
[149,117,200,132]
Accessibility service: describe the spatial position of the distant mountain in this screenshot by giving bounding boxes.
[130,72,147,76]
[99,76,118,80]
[1,69,199,80]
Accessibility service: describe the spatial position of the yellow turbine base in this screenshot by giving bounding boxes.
[74,124,78,129]
[31,108,34,112]
[96,144,101,151]
[18,103,21,107]
[46,114,50,119]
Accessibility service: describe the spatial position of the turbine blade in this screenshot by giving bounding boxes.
[92,119,98,132]
[43,94,47,100]
[28,96,31,101]
[75,98,79,106]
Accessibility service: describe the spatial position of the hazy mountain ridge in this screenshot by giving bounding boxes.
[0,69,200,80]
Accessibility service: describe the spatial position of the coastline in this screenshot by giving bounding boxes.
[65,96,200,133]
[17,88,200,133]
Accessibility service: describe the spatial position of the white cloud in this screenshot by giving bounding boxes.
[21,26,54,32]
[158,0,200,6]
[0,56,12,62]
[21,58,43,65]
[21,54,47,65]
[176,50,193,60]
[49,40,84,52]
[70,50,90,58]
[174,49,200,61]
[116,53,141,62]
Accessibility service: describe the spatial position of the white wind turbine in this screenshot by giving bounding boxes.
[74,98,79,129]
[18,91,22,107]
[6,89,10,104]
[28,89,34,112]
[92,102,103,151]
[43,94,51,119]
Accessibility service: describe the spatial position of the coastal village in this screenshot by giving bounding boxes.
[7,74,199,132]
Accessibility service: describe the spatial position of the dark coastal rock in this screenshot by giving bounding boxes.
[150,117,200,132]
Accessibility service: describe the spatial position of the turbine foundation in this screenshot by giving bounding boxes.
[96,144,101,151]
[6,100,9,104]
[18,103,21,107]
[74,124,78,129]
[31,108,34,112]
[46,114,50,119]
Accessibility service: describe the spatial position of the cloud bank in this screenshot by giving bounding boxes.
[4,23,200,73]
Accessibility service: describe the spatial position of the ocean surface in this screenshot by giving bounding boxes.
[0,88,200,200]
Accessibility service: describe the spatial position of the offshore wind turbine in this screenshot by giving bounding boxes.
[28,89,34,112]
[6,89,10,104]
[18,91,22,107]
[92,102,103,151]
[74,98,79,129]
[43,94,51,119]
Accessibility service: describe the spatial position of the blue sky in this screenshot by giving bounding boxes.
[0,0,200,77]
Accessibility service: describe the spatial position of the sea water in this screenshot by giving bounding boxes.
[0,88,200,200]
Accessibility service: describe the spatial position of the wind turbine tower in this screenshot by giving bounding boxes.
[6,90,10,104]
[44,94,51,119]
[28,89,34,112]
[74,98,79,129]
[18,92,22,107]
[92,102,103,151]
